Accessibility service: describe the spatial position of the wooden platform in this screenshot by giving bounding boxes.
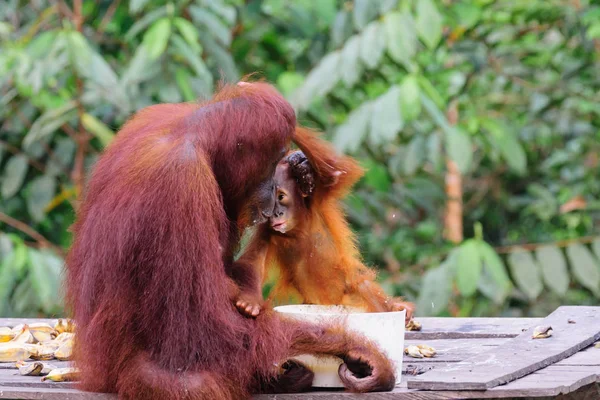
[0,315,599,399]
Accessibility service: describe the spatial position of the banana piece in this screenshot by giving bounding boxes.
[0,343,32,362]
[30,344,56,361]
[0,327,15,342]
[404,345,423,358]
[29,323,56,343]
[12,326,34,344]
[54,332,74,344]
[54,319,76,334]
[416,344,437,358]
[11,324,24,334]
[19,362,43,376]
[18,361,56,376]
[42,367,81,382]
[54,338,73,361]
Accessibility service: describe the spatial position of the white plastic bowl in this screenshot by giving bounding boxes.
[274,304,405,388]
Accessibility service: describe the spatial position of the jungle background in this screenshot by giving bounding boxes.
[1,0,599,318]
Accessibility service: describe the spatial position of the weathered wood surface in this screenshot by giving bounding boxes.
[0,315,598,399]
[406,306,600,391]
[405,317,541,340]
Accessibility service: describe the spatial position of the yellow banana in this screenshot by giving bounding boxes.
[12,326,34,344]
[54,338,73,361]
[54,332,74,344]
[0,343,32,362]
[30,344,56,361]
[0,327,15,342]
[54,319,76,334]
[29,323,56,343]
[11,324,24,334]
[42,367,81,382]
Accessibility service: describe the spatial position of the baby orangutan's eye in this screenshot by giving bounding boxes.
[278,193,286,201]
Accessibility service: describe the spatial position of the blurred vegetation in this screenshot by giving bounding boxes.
[1,0,599,318]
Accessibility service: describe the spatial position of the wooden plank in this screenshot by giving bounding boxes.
[0,362,597,399]
[254,365,600,399]
[406,306,600,391]
[0,386,115,400]
[404,339,507,363]
[0,368,74,389]
[0,361,70,371]
[406,318,541,340]
[557,345,600,366]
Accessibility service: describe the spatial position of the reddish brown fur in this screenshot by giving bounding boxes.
[239,127,414,323]
[66,83,396,399]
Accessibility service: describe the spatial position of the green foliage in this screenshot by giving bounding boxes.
[1,0,600,317]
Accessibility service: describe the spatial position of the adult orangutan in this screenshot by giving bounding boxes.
[235,127,414,324]
[65,82,396,400]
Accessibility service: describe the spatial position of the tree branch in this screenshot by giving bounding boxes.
[0,212,65,257]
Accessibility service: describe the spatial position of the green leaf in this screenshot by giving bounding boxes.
[427,133,442,170]
[125,6,168,40]
[277,72,304,98]
[592,238,600,261]
[331,10,353,48]
[399,75,421,121]
[129,0,150,13]
[353,0,379,30]
[26,175,56,222]
[46,137,75,177]
[455,239,482,296]
[2,155,29,199]
[121,45,159,88]
[536,245,569,297]
[404,135,426,175]
[446,128,473,174]
[82,113,114,147]
[293,51,341,110]
[0,241,27,314]
[507,248,543,300]
[171,34,213,92]
[205,1,236,25]
[175,68,196,102]
[566,243,600,295]
[416,262,453,316]
[483,119,527,175]
[11,279,38,316]
[384,12,417,65]
[362,160,391,192]
[333,102,372,154]
[142,18,171,60]
[198,34,238,82]
[478,241,511,304]
[189,6,232,47]
[27,248,63,314]
[24,101,78,148]
[453,2,481,29]
[369,86,403,146]
[360,22,386,69]
[340,35,362,87]
[416,0,443,49]
[67,31,92,73]
[174,18,201,51]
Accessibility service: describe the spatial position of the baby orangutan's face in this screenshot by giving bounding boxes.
[269,151,314,234]
[269,164,300,234]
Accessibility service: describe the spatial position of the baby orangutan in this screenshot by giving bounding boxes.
[235,127,414,324]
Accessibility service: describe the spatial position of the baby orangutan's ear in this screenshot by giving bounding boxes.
[287,151,316,197]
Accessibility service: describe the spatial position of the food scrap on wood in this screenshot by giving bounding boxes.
[532,325,553,339]
[405,344,436,358]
